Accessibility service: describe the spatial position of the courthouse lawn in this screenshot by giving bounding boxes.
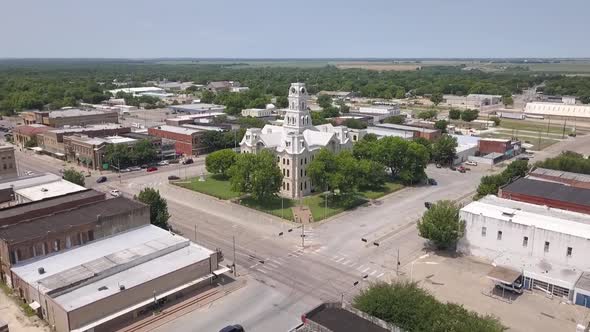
[174,175,239,200]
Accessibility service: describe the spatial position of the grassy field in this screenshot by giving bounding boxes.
[174,175,239,200]
[177,175,403,221]
[497,118,582,135]
[480,131,560,150]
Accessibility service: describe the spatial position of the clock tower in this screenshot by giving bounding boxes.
[284,82,312,133]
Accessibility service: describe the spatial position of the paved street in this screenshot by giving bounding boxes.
[8,133,590,332]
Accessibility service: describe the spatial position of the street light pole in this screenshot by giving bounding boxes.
[232,235,237,277]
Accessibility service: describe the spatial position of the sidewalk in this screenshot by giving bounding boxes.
[0,285,49,332]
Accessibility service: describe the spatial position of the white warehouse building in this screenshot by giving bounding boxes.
[459,195,590,302]
[524,102,590,119]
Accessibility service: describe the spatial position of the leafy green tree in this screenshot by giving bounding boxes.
[375,136,408,176]
[307,149,338,192]
[62,168,85,186]
[431,135,458,165]
[413,137,432,160]
[383,115,405,124]
[535,151,590,174]
[311,111,329,125]
[275,95,289,108]
[357,159,387,189]
[133,139,157,165]
[417,200,465,250]
[342,118,367,129]
[460,109,479,122]
[398,142,430,184]
[229,150,282,200]
[200,90,215,103]
[337,100,350,113]
[504,159,529,179]
[430,92,443,105]
[352,134,379,160]
[417,109,437,120]
[205,149,237,178]
[490,116,501,126]
[321,106,340,118]
[317,95,333,109]
[137,187,170,230]
[502,94,514,107]
[449,109,461,120]
[434,119,448,133]
[475,174,506,199]
[238,117,266,128]
[24,136,38,148]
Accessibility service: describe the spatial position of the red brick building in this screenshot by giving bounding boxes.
[478,138,512,155]
[148,125,206,156]
[499,177,590,215]
[529,168,590,190]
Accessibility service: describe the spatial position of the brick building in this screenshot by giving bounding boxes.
[37,124,130,157]
[374,123,441,140]
[12,124,50,148]
[148,125,206,156]
[0,196,149,286]
[499,177,590,214]
[478,138,512,155]
[21,109,119,128]
[528,168,590,190]
[0,144,17,180]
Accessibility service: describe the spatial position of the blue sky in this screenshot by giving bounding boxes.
[1,0,588,58]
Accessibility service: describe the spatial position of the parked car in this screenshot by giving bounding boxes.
[140,164,149,169]
[109,189,121,197]
[465,161,478,166]
[96,176,107,183]
[168,175,180,180]
[182,158,194,165]
[146,167,158,172]
[219,325,244,332]
[424,202,433,209]
[427,178,437,186]
[518,156,529,161]
[435,163,442,168]
[569,132,577,137]
[120,168,131,173]
[168,159,180,164]
[129,166,141,171]
[158,160,169,166]
[457,166,466,173]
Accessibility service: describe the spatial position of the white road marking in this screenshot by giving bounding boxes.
[341,260,351,265]
[256,268,267,274]
[335,257,344,263]
[376,273,384,278]
[370,270,377,276]
[270,259,283,265]
[267,263,279,269]
[356,265,365,271]
[362,267,370,273]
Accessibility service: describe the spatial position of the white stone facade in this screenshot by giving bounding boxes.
[240,83,353,198]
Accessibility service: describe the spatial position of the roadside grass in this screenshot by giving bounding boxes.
[1,281,36,317]
[497,118,582,135]
[480,132,559,150]
[173,174,240,200]
[177,175,404,221]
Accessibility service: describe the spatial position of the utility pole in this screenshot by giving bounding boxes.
[194,224,197,243]
[546,116,551,137]
[233,235,237,277]
[301,223,305,248]
[396,248,400,276]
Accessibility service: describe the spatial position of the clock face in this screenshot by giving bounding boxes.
[291,87,297,94]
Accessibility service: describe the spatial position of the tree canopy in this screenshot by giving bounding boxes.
[535,151,590,174]
[431,135,458,165]
[137,187,170,230]
[417,200,465,250]
[430,92,443,106]
[383,115,405,125]
[448,109,461,120]
[229,150,282,200]
[460,109,479,122]
[475,160,530,199]
[62,168,85,186]
[205,149,237,178]
[103,139,157,168]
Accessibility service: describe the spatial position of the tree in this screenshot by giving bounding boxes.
[317,95,333,109]
[24,136,38,148]
[374,137,429,184]
[417,200,465,250]
[337,100,350,113]
[417,109,437,120]
[342,118,367,129]
[490,116,501,126]
[504,159,529,179]
[206,149,237,178]
[307,149,338,192]
[474,160,529,200]
[357,159,387,189]
[460,109,479,122]
[238,117,266,128]
[62,168,85,186]
[383,115,405,125]
[133,139,157,165]
[229,150,282,200]
[535,151,590,174]
[449,109,461,120]
[137,187,170,230]
[398,142,430,184]
[431,135,458,165]
[430,92,443,106]
[275,95,289,108]
[352,134,379,160]
[413,137,432,160]
[434,119,448,133]
[502,94,514,107]
[200,90,215,103]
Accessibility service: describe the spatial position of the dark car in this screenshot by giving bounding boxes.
[182,158,194,165]
[168,175,180,180]
[219,325,244,332]
[428,178,437,185]
[96,176,107,183]
[424,202,433,209]
[140,164,149,169]
[450,166,457,171]
[146,167,158,172]
[518,156,529,161]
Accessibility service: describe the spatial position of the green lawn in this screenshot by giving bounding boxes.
[177,175,403,221]
[497,118,584,135]
[174,175,240,200]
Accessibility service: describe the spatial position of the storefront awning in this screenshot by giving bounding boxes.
[29,147,43,152]
[29,301,40,310]
[487,266,521,284]
[213,266,231,276]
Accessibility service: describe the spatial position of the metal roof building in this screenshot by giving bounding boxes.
[11,225,227,332]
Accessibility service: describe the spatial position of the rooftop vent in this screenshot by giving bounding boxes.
[98,286,108,291]
[502,212,515,217]
[119,285,125,291]
[40,188,48,192]
[38,267,45,275]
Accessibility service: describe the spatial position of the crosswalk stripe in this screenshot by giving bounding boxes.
[256,268,267,274]
[370,270,377,276]
[376,272,384,278]
[362,267,370,273]
[335,257,344,263]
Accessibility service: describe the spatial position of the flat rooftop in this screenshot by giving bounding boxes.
[49,123,127,134]
[169,112,225,120]
[0,173,61,191]
[375,123,438,133]
[0,189,104,223]
[502,177,590,208]
[463,195,590,239]
[151,125,201,135]
[104,136,137,144]
[306,304,389,332]
[12,225,213,312]
[0,197,146,244]
[366,126,412,139]
[15,179,86,202]
[530,167,590,183]
[169,103,225,111]
[48,109,116,118]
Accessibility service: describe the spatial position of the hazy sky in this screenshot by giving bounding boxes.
[1,0,589,58]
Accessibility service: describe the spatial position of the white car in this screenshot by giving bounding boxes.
[109,189,121,197]
[158,160,169,166]
[465,161,478,166]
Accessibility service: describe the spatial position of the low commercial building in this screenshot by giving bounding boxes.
[357,105,400,116]
[165,112,225,126]
[148,125,206,156]
[13,179,86,204]
[12,124,50,148]
[459,195,590,301]
[478,138,513,155]
[452,135,480,165]
[23,109,119,128]
[317,91,355,100]
[297,302,393,332]
[10,225,226,332]
[206,81,240,93]
[499,177,590,214]
[443,94,502,109]
[0,144,17,180]
[524,102,590,119]
[0,196,149,286]
[0,173,61,204]
[121,132,176,158]
[108,87,165,97]
[374,123,441,140]
[37,124,131,158]
[528,168,590,189]
[168,103,225,114]
[330,115,373,126]
[496,110,526,120]
[241,108,273,118]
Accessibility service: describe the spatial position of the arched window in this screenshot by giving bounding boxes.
[287,169,290,177]
[287,182,290,190]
